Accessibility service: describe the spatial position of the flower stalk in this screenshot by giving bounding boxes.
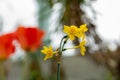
[57,63,60,80]
[0,61,6,80]
[23,52,44,80]
[56,36,68,80]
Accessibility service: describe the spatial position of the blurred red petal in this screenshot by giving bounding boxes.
[15,26,45,52]
[0,33,15,60]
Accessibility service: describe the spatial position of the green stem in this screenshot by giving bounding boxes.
[61,38,68,51]
[59,36,67,52]
[57,63,60,80]
[63,46,79,51]
[0,62,6,80]
[22,53,31,80]
[56,36,68,80]
[23,52,42,80]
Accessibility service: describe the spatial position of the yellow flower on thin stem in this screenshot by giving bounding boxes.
[65,40,87,56]
[79,24,88,32]
[78,40,87,56]
[63,25,78,41]
[76,24,88,39]
[41,46,56,60]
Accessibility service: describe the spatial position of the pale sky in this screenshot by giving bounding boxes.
[93,0,120,41]
[0,0,37,34]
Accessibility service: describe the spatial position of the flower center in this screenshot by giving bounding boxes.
[47,50,53,56]
[70,28,76,34]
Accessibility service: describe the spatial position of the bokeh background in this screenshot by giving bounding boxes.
[0,0,120,80]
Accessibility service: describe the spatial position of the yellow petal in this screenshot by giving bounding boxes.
[79,40,87,56]
[79,24,88,32]
[80,40,87,46]
[63,25,70,33]
[41,50,44,53]
[63,25,78,41]
[41,46,55,61]
[69,35,75,41]
[44,56,48,61]
[81,50,85,56]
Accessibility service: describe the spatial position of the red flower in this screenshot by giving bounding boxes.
[15,26,45,52]
[0,33,15,61]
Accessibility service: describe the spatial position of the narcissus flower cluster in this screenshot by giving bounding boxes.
[41,24,88,60]
[41,46,57,60]
[63,24,88,40]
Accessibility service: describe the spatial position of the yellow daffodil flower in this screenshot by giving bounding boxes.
[63,24,88,40]
[41,46,56,60]
[79,40,87,56]
[76,24,88,39]
[72,40,87,56]
[63,25,78,41]
[79,24,88,32]
[66,40,87,56]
